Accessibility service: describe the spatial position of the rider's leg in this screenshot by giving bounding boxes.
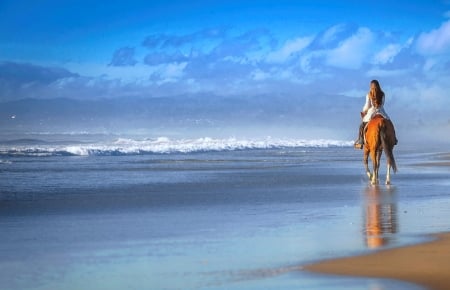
[354,122,366,149]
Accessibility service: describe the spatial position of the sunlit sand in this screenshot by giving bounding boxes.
[304,232,450,290]
[304,155,450,290]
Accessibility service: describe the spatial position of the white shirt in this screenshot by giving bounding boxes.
[362,93,390,123]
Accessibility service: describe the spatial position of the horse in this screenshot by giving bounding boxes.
[363,114,397,185]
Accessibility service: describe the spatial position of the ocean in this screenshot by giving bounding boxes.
[0,135,449,290]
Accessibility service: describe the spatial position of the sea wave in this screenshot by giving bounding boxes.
[0,137,353,157]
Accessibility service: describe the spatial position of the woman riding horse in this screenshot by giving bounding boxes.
[354,80,397,149]
[364,114,397,184]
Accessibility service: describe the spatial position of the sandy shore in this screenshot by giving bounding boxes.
[304,232,450,290]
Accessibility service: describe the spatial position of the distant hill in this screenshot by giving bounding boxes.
[0,94,362,138]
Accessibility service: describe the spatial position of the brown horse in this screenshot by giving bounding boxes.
[363,114,397,185]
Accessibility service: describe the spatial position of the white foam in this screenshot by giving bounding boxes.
[0,137,353,157]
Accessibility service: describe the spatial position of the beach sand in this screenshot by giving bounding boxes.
[1,147,449,290]
[304,232,450,290]
[305,152,450,290]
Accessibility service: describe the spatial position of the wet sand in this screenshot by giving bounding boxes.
[305,153,450,290]
[2,147,449,290]
[304,232,450,290]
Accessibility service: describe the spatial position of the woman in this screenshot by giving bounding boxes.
[354,80,397,149]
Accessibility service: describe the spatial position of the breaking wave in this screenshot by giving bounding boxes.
[0,137,353,157]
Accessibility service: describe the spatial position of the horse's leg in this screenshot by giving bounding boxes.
[385,145,396,184]
[370,150,378,185]
[376,149,382,184]
[386,162,391,185]
[363,148,371,180]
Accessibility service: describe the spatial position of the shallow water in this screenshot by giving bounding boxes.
[0,145,449,290]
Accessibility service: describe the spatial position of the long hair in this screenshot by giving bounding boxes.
[369,80,384,108]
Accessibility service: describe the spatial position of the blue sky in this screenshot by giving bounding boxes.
[1,0,450,138]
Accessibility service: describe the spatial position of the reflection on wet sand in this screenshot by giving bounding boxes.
[363,185,398,248]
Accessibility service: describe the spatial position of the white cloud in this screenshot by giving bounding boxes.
[154,62,187,83]
[390,79,450,110]
[266,36,313,63]
[250,68,271,81]
[416,20,450,55]
[341,88,366,98]
[64,62,159,86]
[325,27,374,69]
[320,24,347,46]
[423,58,439,71]
[223,55,250,64]
[366,67,410,77]
[297,50,326,74]
[372,44,402,65]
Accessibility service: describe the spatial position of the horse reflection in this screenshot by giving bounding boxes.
[363,185,398,248]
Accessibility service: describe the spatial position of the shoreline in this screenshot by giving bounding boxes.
[303,232,450,290]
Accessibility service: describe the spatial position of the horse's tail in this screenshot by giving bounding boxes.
[380,124,397,173]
